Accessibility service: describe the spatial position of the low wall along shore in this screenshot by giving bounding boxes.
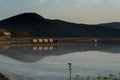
[0,38,120,45]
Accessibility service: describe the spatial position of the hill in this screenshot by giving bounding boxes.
[0,13,74,37]
[99,22,120,29]
[51,20,120,37]
[0,13,120,37]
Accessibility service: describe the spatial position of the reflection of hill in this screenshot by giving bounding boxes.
[0,44,120,63]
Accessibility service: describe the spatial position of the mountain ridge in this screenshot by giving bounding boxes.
[0,13,120,37]
[0,13,76,37]
[99,22,120,29]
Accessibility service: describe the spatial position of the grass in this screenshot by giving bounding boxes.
[73,73,120,80]
[68,63,120,80]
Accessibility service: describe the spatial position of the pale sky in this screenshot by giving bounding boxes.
[0,0,120,24]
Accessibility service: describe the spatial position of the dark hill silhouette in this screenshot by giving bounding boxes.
[0,13,75,37]
[51,20,120,37]
[0,13,120,37]
[99,22,120,29]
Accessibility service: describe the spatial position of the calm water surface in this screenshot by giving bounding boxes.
[0,44,120,80]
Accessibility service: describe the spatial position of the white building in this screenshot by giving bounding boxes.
[0,29,11,40]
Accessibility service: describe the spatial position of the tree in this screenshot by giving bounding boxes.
[11,31,30,38]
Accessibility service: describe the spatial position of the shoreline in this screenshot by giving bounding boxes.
[0,38,120,46]
[0,42,120,47]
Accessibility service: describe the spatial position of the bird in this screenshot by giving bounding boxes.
[68,63,72,65]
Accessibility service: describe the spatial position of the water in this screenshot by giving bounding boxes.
[0,44,120,80]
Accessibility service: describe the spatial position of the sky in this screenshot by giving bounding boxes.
[0,0,120,24]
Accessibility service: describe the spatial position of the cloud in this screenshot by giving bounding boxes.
[73,0,103,7]
[0,0,120,24]
[74,0,120,7]
[0,0,48,7]
[34,0,48,5]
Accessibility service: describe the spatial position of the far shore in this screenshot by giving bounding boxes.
[0,38,120,46]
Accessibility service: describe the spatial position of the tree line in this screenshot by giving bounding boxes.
[11,31,30,38]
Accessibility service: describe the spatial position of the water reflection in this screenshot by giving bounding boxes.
[0,44,120,63]
[33,46,54,51]
[0,46,10,52]
[0,44,120,80]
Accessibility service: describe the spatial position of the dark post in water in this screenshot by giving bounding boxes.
[68,63,72,80]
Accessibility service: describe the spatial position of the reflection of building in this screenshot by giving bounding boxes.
[0,46,10,52]
[0,29,11,40]
[33,46,54,51]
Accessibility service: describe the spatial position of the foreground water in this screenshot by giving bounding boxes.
[0,44,120,80]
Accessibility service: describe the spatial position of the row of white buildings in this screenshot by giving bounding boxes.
[0,28,57,44]
[32,39,57,44]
